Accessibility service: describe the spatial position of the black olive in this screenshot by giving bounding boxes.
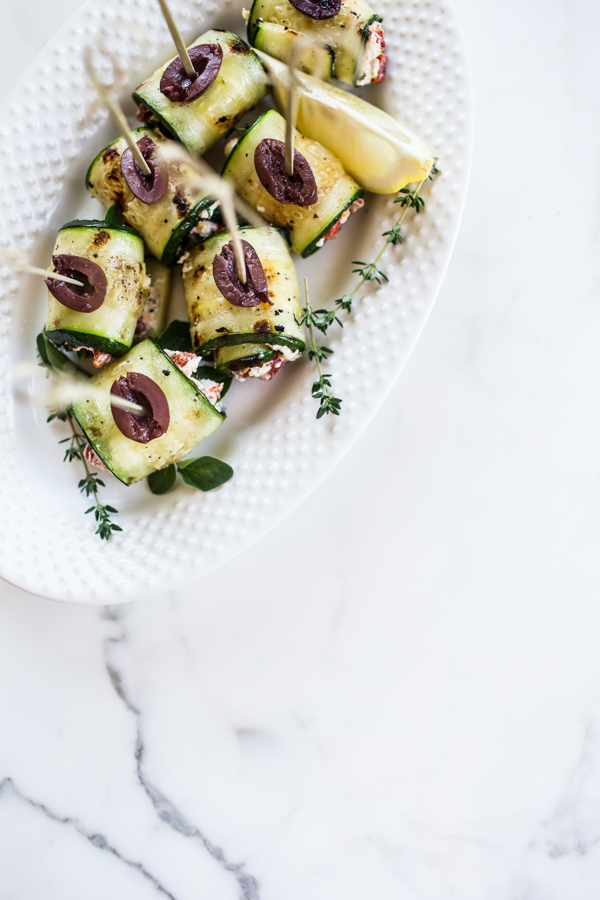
[120,135,168,205]
[213,240,270,307]
[160,44,223,106]
[46,255,108,313]
[288,0,341,19]
[254,139,317,207]
[110,373,170,444]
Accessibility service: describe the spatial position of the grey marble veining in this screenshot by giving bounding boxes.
[104,607,260,899]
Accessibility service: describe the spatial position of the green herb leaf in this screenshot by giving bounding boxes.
[177,456,233,492]
[157,320,193,353]
[46,342,81,377]
[383,224,404,245]
[104,205,124,228]
[317,395,342,418]
[394,192,425,212]
[351,261,388,284]
[78,473,105,495]
[47,410,68,423]
[313,308,342,332]
[36,332,51,366]
[147,464,177,495]
[307,344,333,363]
[36,332,87,379]
[336,294,353,314]
[63,445,82,463]
[193,364,220,381]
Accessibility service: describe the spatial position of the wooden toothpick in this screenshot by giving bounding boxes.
[37,268,84,287]
[157,0,196,80]
[84,46,152,177]
[220,184,247,285]
[0,249,83,287]
[285,55,299,177]
[13,362,145,413]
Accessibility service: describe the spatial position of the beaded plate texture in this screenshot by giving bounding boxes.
[0,0,472,603]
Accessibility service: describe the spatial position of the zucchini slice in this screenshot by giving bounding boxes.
[45,222,146,357]
[182,225,305,376]
[252,21,334,79]
[86,128,215,266]
[247,0,384,86]
[132,30,268,156]
[72,339,223,485]
[222,109,362,257]
[134,257,173,342]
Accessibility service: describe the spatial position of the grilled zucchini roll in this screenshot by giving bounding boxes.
[247,0,387,86]
[222,110,363,257]
[182,226,305,379]
[72,339,223,485]
[45,220,147,361]
[86,128,217,266]
[133,30,268,156]
[134,258,172,342]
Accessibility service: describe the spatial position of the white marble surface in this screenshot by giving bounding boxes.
[1,0,600,896]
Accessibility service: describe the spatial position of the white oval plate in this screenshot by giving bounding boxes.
[0,0,472,603]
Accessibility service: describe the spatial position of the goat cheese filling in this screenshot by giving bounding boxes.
[233,345,301,382]
[163,350,225,410]
[356,23,388,86]
[315,197,365,248]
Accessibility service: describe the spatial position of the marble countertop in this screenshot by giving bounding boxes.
[1,0,600,896]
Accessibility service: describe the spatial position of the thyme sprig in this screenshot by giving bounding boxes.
[39,334,121,540]
[337,173,436,318]
[335,167,441,322]
[52,407,122,540]
[301,279,342,419]
[301,167,441,418]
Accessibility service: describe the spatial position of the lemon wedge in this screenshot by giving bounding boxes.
[257,51,434,194]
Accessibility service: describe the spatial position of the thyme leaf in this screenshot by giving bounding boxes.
[351,260,389,284]
[383,224,404,245]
